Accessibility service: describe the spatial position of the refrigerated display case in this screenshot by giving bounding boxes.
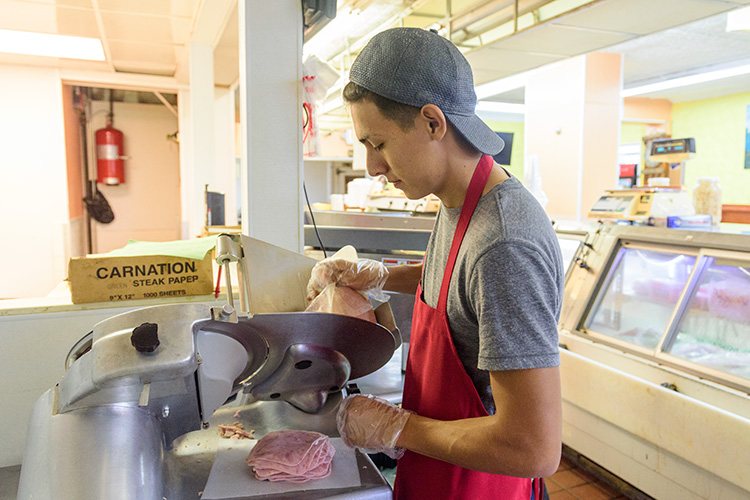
[557,224,750,500]
[554,224,592,284]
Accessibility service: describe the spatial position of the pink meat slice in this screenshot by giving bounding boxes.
[246,430,335,482]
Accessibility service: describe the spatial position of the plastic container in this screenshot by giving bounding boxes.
[692,177,722,226]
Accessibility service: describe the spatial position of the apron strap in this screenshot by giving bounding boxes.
[437,155,494,313]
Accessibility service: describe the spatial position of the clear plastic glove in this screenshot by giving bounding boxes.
[336,394,411,460]
[305,284,377,323]
[307,258,389,302]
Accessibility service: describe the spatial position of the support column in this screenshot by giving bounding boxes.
[179,42,216,239]
[214,87,238,226]
[238,0,304,252]
[525,52,622,221]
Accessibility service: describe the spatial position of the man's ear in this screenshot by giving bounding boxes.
[419,104,447,141]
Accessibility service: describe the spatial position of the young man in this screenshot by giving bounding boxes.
[311,27,563,499]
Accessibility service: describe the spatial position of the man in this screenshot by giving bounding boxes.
[310,27,563,500]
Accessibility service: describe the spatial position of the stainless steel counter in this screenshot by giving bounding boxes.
[304,210,434,254]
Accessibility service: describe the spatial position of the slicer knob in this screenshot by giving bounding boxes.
[131,322,160,353]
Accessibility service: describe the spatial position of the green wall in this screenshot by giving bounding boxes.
[620,122,646,145]
[671,92,750,205]
[485,120,525,179]
[486,93,750,206]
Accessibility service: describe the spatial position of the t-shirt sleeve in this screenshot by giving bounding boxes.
[471,240,561,371]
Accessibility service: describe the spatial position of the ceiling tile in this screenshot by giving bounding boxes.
[108,40,177,76]
[101,11,192,44]
[491,24,634,56]
[555,0,734,36]
[97,0,197,18]
[466,45,563,73]
[55,6,99,38]
[53,0,93,8]
[0,0,57,32]
[603,13,750,86]
[111,59,176,76]
[108,39,175,61]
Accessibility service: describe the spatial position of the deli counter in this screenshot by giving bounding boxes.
[303,209,750,499]
[556,223,750,500]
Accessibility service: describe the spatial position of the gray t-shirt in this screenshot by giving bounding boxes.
[422,174,563,414]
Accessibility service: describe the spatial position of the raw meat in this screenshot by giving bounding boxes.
[305,285,377,323]
[219,422,254,440]
[246,430,335,482]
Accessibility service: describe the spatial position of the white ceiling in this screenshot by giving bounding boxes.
[0,0,749,107]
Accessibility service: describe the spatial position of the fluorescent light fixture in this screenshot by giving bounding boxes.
[475,73,528,100]
[622,63,750,97]
[0,29,105,61]
[726,6,750,32]
[476,101,525,114]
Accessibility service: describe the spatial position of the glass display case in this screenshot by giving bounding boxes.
[554,226,591,283]
[558,224,750,500]
[584,246,697,350]
[574,231,750,392]
[664,251,750,381]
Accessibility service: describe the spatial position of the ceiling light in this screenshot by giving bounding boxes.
[475,73,528,100]
[726,6,750,32]
[0,29,105,61]
[476,101,525,114]
[622,63,750,97]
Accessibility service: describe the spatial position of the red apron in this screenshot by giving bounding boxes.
[393,155,541,500]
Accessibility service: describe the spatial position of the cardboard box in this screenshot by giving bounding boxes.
[68,253,214,304]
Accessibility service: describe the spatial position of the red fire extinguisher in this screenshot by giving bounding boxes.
[96,118,125,185]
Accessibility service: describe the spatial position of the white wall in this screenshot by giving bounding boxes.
[0,65,69,299]
[89,100,181,253]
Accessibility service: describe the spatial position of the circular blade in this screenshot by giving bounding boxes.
[244,312,399,380]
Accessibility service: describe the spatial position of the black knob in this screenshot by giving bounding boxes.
[131,322,160,353]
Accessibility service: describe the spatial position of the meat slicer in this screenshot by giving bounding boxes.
[17,235,401,499]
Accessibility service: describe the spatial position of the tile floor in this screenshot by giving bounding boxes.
[546,457,626,500]
[545,448,653,500]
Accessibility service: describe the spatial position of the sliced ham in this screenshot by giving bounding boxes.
[218,422,254,440]
[305,285,377,323]
[246,430,335,482]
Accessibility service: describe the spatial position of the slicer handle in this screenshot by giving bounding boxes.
[215,234,243,310]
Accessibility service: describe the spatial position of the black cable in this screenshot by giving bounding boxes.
[303,182,327,258]
[302,102,310,129]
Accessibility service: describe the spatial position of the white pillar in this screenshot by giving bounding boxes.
[238,0,304,252]
[214,87,238,226]
[179,42,216,239]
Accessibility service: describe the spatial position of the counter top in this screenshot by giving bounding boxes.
[0,281,231,317]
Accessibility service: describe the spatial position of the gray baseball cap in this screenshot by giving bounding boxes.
[349,27,504,156]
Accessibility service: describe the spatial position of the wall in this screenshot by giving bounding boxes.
[526,53,621,221]
[526,57,586,220]
[0,65,69,299]
[622,97,672,135]
[671,92,750,205]
[484,120,526,179]
[62,85,86,260]
[89,99,181,253]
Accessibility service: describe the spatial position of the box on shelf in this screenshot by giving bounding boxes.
[68,253,214,304]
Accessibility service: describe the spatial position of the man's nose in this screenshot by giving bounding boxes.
[366,152,388,177]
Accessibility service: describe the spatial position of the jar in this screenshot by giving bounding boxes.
[692,177,722,225]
